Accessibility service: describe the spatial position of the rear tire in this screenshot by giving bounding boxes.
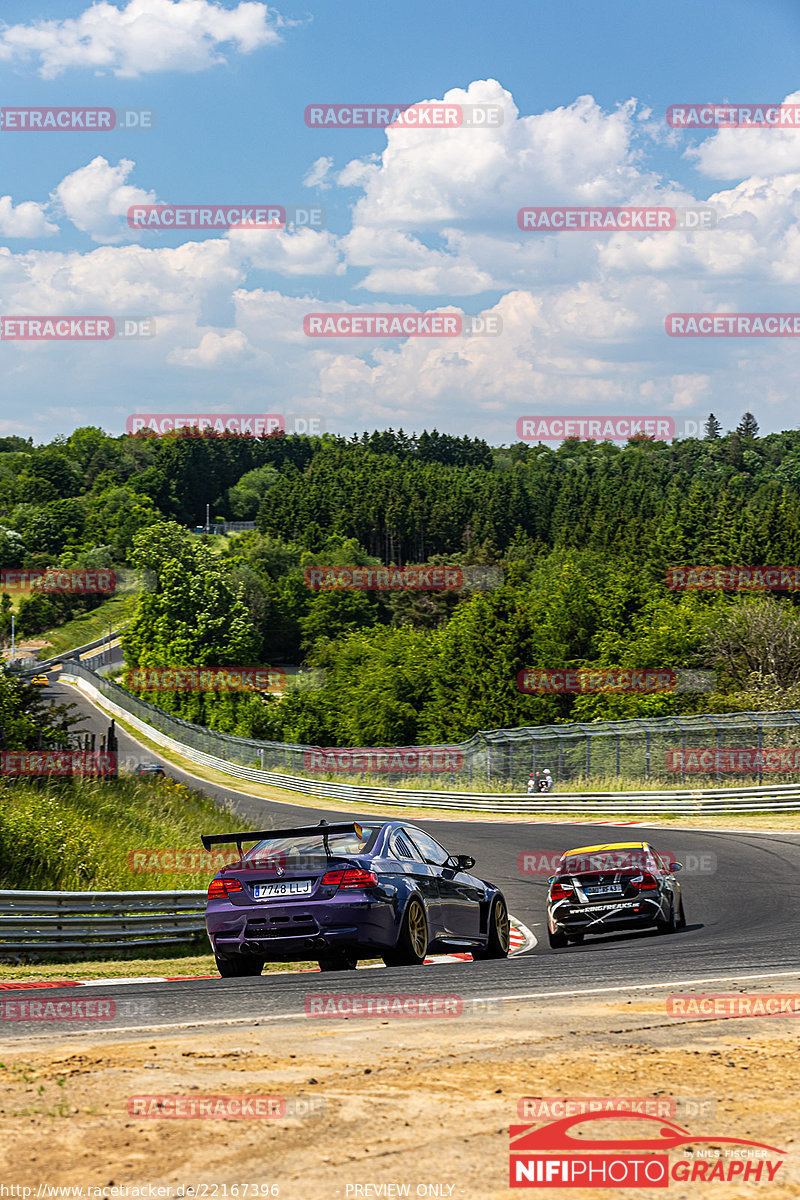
[548,929,568,949]
[677,897,687,929]
[656,899,678,934]
[473,895,510,959]
[383,896,428,966]
[215,954,264,978]
[317,950,359,971]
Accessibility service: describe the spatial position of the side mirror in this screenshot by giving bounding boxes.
[453,854,476,871]
[546,876,555,885]
[670,862,683,872]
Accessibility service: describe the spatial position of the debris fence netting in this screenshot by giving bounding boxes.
[62,662,800,789]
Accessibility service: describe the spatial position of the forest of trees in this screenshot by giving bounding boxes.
[5,415,800,747]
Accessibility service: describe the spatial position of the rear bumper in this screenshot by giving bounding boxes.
[550,897,663,933]
[207,897,397,960]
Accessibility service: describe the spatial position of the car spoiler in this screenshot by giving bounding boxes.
[201,820,366,860]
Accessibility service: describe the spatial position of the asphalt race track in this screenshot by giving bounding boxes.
[6,669,799,1040]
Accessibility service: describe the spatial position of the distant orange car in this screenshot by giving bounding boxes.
[29,674,49,686]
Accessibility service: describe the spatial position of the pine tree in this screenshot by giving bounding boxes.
[736,412,759,438]
[704,413,723,439]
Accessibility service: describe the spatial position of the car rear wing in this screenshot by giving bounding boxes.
[201,820,366,860]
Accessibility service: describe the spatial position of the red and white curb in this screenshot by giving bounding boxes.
[0,917,535,990]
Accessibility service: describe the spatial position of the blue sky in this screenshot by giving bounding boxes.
[1,0,800,443]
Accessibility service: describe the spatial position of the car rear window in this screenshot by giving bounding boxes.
[561,849,650,873]
[243,827,378,862]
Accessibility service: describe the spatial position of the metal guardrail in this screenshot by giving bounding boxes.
[0,889,207,955]
[65,668,800,813]
[10,625,130,678]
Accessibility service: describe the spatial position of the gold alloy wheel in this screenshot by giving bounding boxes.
[408,899,428,958]
[495,896,510,952]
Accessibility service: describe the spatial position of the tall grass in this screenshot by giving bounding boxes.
[36,592,137,659]
[0,775,250,891]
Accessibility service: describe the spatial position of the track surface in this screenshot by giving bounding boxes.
[6,669,799,1040]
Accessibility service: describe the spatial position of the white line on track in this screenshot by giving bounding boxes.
[11,968,800,1041]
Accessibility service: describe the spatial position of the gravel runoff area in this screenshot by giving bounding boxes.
[0,978,797,1199]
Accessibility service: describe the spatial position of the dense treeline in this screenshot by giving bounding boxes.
[7,416,800,746]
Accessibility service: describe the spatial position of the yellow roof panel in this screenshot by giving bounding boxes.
[563,841,648,856]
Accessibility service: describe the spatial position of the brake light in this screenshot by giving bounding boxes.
[321,868,378,890]
[207,877,243,898]
[550,880,574,901]
[630,873,658,891]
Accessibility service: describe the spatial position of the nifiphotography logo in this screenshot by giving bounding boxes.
[508,1110,785,1187]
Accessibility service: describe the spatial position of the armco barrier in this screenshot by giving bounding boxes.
[0,890,207,955]
[62,663,800,813]
[10,624,129,678]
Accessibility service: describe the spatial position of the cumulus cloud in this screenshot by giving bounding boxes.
[2,80,800,442]
[0,196,58,238]
[53,156,158,243]
[686,91,800,179]
[0,0,288,79]
[227,226,345,276]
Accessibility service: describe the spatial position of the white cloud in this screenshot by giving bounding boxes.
[53,156,158,243]
[686,91,800,179]
[303,157,334,190]
[169,327,250,366]
[2,80,800,443]
[228,226,344,276]
[0,196,58,238]
[0,0,288,79]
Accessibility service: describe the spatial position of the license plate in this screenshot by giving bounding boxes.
[584,886,621,896]
[254,880,312,899]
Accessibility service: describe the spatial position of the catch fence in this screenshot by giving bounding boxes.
[61,661,800,789]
